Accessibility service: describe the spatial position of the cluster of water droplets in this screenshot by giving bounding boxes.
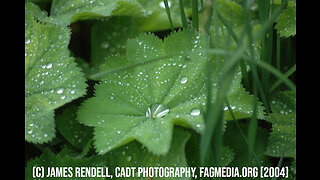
[271,99,295,115]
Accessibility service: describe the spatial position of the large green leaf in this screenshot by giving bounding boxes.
[25,3,87,143]
[78,29,264,155]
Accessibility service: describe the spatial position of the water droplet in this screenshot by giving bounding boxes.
[146,104,170,119]
[180,77,188,84]
[57,88,64,94]
[190,109,201,116]
[127,156,132,161]
[25,39,31,44]
[46,63,53,69]
[101,42,109,49]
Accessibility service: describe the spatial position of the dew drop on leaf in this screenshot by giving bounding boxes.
[127,156,132,161]
[57,88,64,94]
[190,109,201,116]
[180,77,188,84]
[46,63,53,69]
[25,39,31,44]
[146,104,170,119]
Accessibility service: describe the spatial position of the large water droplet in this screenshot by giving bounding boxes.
[146,104,169,119]
[190,108,201,116]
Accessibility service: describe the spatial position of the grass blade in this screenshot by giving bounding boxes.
[204,0,214,34]
[163,0,174,32]
[245,58,296,92]
[225,99,262,167]
[178,0,188,29]
[269,64,296,93]
[276,32,281,70]
[192,0,199,31]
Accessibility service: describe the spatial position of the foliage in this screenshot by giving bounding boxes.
[25,0,296,179]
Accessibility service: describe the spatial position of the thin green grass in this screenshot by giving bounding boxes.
[225,99,262,167]
[192,0,199,31]
[269,64,296,93]
[163,0,174,32]
[199,0,292,169]
[178,0,188,29]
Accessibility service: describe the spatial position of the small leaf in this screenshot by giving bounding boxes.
[216,0,245,28]
[112,0,146,17]
[275,6,296,38]
[56,104,93,149]
[25,3,87,143]
[105,127,190,179]
[265,91,296,157]
[50,0,118,24]
[186,132,235,167]
[224,121,271,167]
[90,16,141,66]
[134,0,193,31]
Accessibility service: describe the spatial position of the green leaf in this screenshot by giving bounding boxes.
[112,0,146,17]
[56,104,93,149]
[265,91,296,157]
[25,149,106,180]
[186,132,235,167]
[216,0,245,28]
[90,16,141,66]
[50,0,118,24]
[25,3,87,143]
[134,0,193,31]
[26,128,190,180]
[275,6,296,38]
[78,29,264,155]
[224,121,271,168]
[105,127,191,179]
